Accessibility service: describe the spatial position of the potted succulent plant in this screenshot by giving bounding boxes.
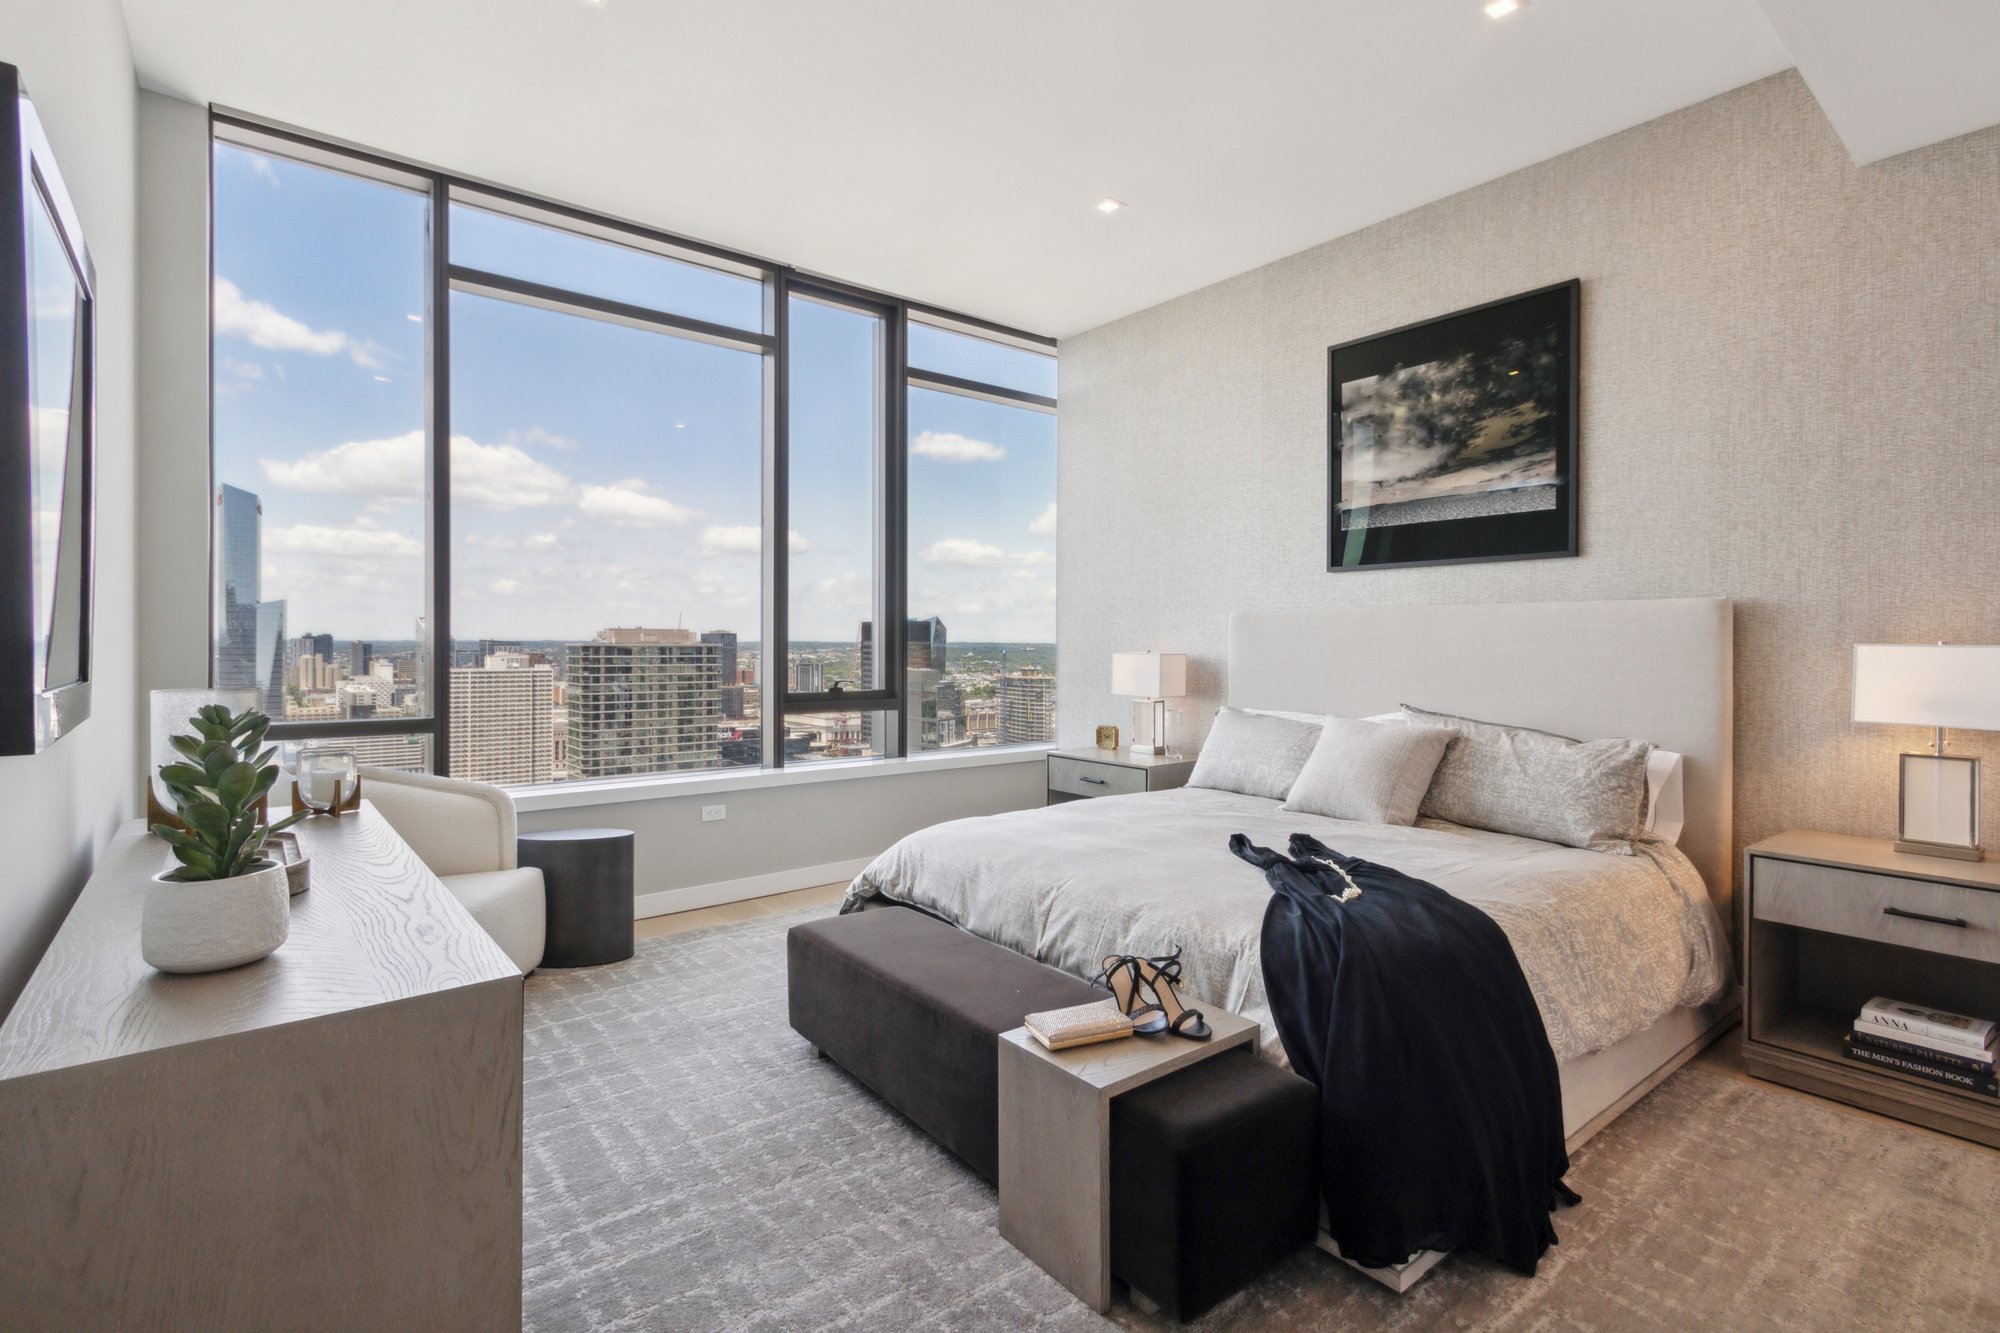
[143,704,309,973]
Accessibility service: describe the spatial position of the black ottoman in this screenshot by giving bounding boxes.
[1111,1049,1319,1321]
[788,906,1102,1182]
[518,827,635,968]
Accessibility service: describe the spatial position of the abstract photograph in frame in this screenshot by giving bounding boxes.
[1327,279,1577,572]
[0,62,97,754]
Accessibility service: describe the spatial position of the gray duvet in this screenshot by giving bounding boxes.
[845,786,1731,1064]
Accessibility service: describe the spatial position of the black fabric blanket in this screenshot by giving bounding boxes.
[1230,831,1578,1276]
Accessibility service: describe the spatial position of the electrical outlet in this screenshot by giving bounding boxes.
[701,804,726,823]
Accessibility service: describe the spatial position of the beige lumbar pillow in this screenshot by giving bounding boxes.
[1401,704,1652,853]
[1280,717,1454,826]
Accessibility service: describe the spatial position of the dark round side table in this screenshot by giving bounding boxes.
[518,827,636,968]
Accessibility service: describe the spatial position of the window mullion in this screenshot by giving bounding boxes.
[428,173,452,776]
[762,269,792,770]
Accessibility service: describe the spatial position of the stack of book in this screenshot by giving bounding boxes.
[1844,996,1997,1097]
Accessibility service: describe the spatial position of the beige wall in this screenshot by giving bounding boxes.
[0,1,137,1016]
[1057,71,2000,884]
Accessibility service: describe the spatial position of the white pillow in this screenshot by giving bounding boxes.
[1280,717,1455,826]
[1645,749,1686,845]
[1187,708,1323,800]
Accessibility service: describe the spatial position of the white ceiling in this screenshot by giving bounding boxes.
[1755,0,2000,165]
[115,2,1988,337]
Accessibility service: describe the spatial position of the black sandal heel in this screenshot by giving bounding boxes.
[1091,953,1168,1035]
[1135,952,1212,1041]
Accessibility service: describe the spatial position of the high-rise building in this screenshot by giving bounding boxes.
[858,617,949,749]
[448,658,556,786]
[215,484,287,714]
[999,670,1056,744]
[701,630,744,717]
[347,640,373,677]
[565,629,722,779]
[293,632,334,662]
[792,660,824,694]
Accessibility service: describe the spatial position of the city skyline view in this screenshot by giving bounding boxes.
[210,137,1056,780]
[211,141,1057,648]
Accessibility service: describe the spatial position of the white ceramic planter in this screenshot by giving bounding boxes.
[142,861,290,974]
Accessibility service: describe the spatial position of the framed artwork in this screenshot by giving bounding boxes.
[0,63,96,754]
[1327,279,1578,572]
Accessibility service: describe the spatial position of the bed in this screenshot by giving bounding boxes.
[846,596,1740,1289]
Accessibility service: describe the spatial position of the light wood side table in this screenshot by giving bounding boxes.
[1742,830,2000,1148]
[1046,747,1195,804]
[997,1008,1259,1311]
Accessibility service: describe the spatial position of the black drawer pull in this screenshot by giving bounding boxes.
[1079,775,1107,785]
[1884,905,1969,929]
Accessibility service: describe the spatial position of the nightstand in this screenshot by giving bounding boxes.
[1742,831,2000,1147]
[1046,748,1194,804]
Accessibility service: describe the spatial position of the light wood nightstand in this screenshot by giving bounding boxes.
[1047,748,1195,804]
[1742,831,2000,1147]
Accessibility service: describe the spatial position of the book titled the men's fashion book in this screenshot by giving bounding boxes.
[1023,998,1135,1051]
[1842,1033,2000,1097]
[1855,997,1997,1055]
[1848,1027,1995,1074]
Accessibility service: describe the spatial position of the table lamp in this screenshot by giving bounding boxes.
[1852,643,2000,861]
[1111,651,1187,756]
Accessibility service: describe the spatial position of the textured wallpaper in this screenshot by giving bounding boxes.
[1058,72,2000,891]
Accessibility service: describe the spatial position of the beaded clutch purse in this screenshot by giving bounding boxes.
[1024,998,1136,1051]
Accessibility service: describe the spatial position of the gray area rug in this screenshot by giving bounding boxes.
[523,905,2000,1331]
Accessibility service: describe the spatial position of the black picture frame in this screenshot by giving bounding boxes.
[1326,279,1578,573]
[0,62,96,755]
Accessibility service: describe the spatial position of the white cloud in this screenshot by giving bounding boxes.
[1028,502,1057,536]
[489,578,523,595]
[464,531,569,553]
[260,430,575,512]
[247,155,280,186]
[264,524,421,559]
[262,430,423,499]
[223,357,264,381]
[698,525,810,554]
[518,426,577,451]
[911,431,1006,463]
[213,277,375,366]
[919,538,1054,569]
[454,436,576,510]
[577,478,700,528]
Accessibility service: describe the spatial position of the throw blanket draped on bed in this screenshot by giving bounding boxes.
[1238,832,1577,1275]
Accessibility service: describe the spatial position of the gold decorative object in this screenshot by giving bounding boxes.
[1094,724,1120,750]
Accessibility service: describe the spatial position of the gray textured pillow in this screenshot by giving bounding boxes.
[1186,707,1323,800]
[1401,704,1652,854]
[1280,718,1454,826]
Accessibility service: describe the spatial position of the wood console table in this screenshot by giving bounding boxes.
[0,804,525,1331]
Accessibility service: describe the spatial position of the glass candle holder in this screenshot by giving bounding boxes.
[296,748,358,815]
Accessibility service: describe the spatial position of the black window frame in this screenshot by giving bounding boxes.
[207,110,1056,781]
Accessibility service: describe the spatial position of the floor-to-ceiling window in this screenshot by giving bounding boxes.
[209,116,1056,786]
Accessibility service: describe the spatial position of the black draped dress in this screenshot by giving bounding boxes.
[1231,831,1577,1275]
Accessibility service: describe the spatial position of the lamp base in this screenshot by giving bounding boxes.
[1127,742,1166,756]
[1893,838,1984,863]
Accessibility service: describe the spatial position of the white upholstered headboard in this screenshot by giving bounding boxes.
[1227,597,1734,909]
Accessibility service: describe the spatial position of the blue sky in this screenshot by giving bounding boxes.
[211,143,1056,647]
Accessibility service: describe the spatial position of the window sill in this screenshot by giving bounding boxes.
[507,744,1055,813]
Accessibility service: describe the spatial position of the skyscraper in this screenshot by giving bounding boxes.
[449,657,556,786]
[999,670,1056,745]
[858,617,949,749]
[215,484,286,714]
[701,630,743,717]
[565,629,723,779]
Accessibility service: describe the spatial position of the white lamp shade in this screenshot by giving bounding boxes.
[1852,644,2000,731]
[1111,651,1188,698]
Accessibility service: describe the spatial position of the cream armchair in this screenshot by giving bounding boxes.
[359,767,546,974]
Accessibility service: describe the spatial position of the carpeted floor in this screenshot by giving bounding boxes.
[521,905,2000,1332]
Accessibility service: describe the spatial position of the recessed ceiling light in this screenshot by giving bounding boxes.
[1096,198,1124,214]
[1484,0,1522,18]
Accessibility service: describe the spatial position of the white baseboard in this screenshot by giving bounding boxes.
[632,857,873,920]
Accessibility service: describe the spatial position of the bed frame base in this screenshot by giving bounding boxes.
[1318,995,1741,1293]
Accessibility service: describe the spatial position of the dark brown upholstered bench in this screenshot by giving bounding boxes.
[1111,1049,1319,1320]
[786,906,1319,1320]
[787,905,1101,1182]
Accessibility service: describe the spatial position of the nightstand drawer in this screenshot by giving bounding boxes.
[1049,755,1146,798]
[1753,857,2000,966]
